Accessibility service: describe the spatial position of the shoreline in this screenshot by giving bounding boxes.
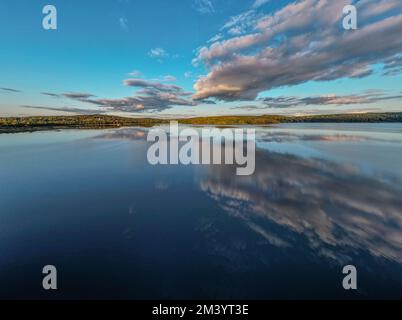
[1,112,402,134]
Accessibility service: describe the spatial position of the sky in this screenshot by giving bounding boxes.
[1,0,402,117]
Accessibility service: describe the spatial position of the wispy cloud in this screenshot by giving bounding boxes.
[184,71,193,79]
[193,0,215,15]
[38,76,198,113]
[23,105,104,115]
[129,70,142,77]
[252,0,270,9]
[123,78,183,93]
[238,90,402,109]
[148,47,168,60]
[1,87,21,93]
[163,75,177,82]
[40,92,95,101]
[231,90,402,110]
[62,92,95,100]
[383,55,402,76]
[41,92,60,98]
[75,77,196,113]
[220,10,259,36]
[257,91,402,108]
[119,17,129,31]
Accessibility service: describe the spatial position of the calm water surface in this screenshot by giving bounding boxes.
[1,123,402,299]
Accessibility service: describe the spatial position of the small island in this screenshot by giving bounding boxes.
[1,112,402,134]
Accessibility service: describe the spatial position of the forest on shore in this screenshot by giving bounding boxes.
[1,112,401,133]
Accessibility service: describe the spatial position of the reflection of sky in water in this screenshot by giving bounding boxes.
[0,123,402,299]
[201,151,402,264]
[256,123,402,178]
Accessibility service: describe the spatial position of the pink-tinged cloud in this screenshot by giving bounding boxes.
[193,0,402,101]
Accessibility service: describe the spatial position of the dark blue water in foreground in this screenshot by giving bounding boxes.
[1,124,402,299]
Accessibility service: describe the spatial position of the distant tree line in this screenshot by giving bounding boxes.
[1,113,401,133]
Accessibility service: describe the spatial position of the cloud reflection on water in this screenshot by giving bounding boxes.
[200,149,402,265]
[93,126,402,264]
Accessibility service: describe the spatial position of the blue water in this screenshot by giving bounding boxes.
[1,124,402,299]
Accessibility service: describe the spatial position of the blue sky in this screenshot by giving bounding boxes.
[1,0,402,117]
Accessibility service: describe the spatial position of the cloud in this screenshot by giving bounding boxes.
[383,55,402,76]
[62,92,95,100]
[231,105,265,111]
[200,148,402,264]
[221,10,260,36]
[259,91,402,108]
[85,93,195,113]
[41,92,60,98]
[252,0,270,9]
[40,92,95,102]
[119,17,129,31]
[1,87,21,93]
[148,47,168,60]
[163,75,177,82]
[38,78,197,114]
[193,0,402,101]
[208,34,223,43]
[123,78,183,93]
[184,71,194,79]
[22,105,104,115]
[80,78,196,112]
[129,70,142,77]
[193,0,215,14]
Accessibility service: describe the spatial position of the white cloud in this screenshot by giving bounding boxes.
[193,0,215,15]
[184,71,193,79]
[163,75,177,82]
[119,17,129,31]
[129,70,142,77]
[148,48,168,60]
[252,0,270,9]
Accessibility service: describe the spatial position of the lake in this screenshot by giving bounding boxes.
[1,123,402,299]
